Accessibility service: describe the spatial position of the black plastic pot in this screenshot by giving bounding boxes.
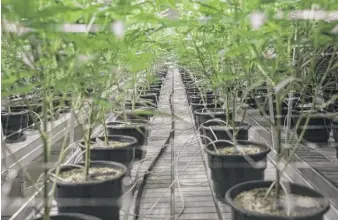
[186,92,200,104]
[181,73,191,79]
[53,161,127,220]
[323,89,338,113]
[194,108,231,129]
[9,104,39,127]
[243,93,268,109]
[186,87,200,94]
[205,141,270,202]
[186,87,199,92]
[327,102,338,113]
[138,87,161,97]
[189,94,216,104]
[79,135,137,169]
[117,108,155,121]
[183,79,194,85]
[9,97,61,121]
[107,120,150,160]
[293,110,332,143]
[254,85,268,94]
[225,180,330,220]
[332,119,338,159]
[181,76,192,82]
[244,96,257,108]
[190,102,222,114]
[201,121,250,145]
[150,82,162,88]
[157,70,167,77]
[151,88,161,97]
[10,103,42,113]
[333,119,338,142]
[259,98,299,127]
[293,92,314,103]
[149,89,161,98]
[139,93,158,107]
[182,74,192,80]
[1,109,29,143]
[34,213,101,220]
[125,99,156,109]
[179,67,185,73]
[152,78,163,84]
[323,88,338,99]
[149,84,161,90]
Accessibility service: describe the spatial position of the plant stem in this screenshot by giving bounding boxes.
[275,93,282,203]
[84,101,95,179]
[42,91,49,220]
[232,88,237,146]
[226,88,230,125]
[103,114,109,144]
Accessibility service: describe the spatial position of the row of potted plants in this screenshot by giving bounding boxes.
[179,69,331,220]
[1,92,70,143]
[2,2,175,220]
[49,70,167,220]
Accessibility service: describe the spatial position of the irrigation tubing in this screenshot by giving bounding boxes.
[133,75,175,220]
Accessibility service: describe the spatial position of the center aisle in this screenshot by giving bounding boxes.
[124,68,283,220]
[172,69,221,220]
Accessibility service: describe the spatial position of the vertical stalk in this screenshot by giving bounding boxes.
[42,91,49,220]
[285,93,294,145]
[267,87,277,149]
[232,88,237,145]
[132,72,136,110]
[226,88,230,125]
[275,94,282,202]
[103,113,109,145]
[84,101,95,179]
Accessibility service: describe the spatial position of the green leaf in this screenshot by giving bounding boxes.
[1,72,31,86]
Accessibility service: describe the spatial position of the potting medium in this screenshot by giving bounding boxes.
[234,187,324,217]
[59,167,122,183]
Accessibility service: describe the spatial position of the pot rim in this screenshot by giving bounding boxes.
[126,98,154,103]
[186,87,200,90]
[139,92,157,96]
[204,140,270,158]
[194,108,230,116]
[106,120,149,128]
[34,213,102,220]
[79,135,138,150]
[190,102,221,106]
[122,106,157,111]
[186,92,200,96]
[201,121,250,130]
[292,109,332,119]
[225,180,330,219]
[50,160,128,186]
[10,103,43,108]
[138,87,161,91]
[1,109,30,115]
[190,93,215,97]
